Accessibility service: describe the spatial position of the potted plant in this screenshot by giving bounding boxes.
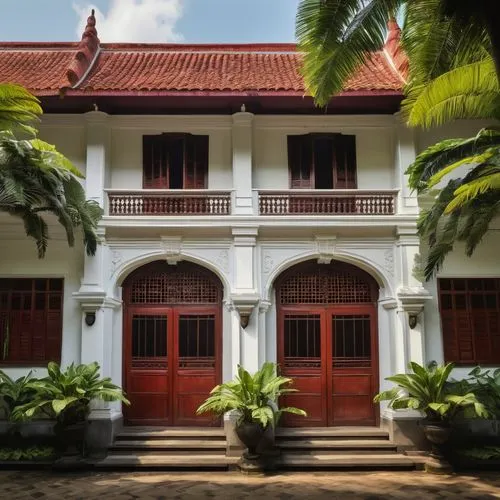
[375,362,489,460]
[197,362,306,460]
[11,362,129,456]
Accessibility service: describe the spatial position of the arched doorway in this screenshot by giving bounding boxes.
[276,260,379,427]
[123,261,222,426]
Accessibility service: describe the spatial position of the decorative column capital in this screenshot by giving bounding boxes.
[232,111,254,127]
[230,292,260,329]
[84,110,109,125]
[315,235,337,264]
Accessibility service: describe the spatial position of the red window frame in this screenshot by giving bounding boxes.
[438,278,500,365]
[0,278,63,366]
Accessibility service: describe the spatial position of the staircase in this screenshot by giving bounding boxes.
[275,427,417,470]
[95,426,418,470]
[95,427,237,470]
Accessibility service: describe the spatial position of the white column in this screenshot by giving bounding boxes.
[394,113,419,216]
[232,111,254,215]
[395,226,432,367]
[230,227,260,373]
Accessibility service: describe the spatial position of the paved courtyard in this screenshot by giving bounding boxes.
[0,470,499,499]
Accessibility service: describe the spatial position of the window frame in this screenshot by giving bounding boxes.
[438,277,500,366]
[0,278,64,367]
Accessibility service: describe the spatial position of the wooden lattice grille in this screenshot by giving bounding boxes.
[278,263,377,305]
[127,262,221,305]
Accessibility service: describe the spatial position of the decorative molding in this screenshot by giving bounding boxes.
[160,236,183,265]
[254,114,396,130]
[383,248,395,277]
[259,300,271,313]
[230,292,260,328]
[110,250,123,278]
[315,236,337,264]
[72,289,107,312]
[108,115,232,130]
[262,251,274,275]
[379,297,398,310]
[397,286,433,314]
[216,249,230,274]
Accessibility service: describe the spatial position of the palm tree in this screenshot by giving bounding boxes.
[0,131,102,258]
[0,83,42,135]
[296,0,499,107]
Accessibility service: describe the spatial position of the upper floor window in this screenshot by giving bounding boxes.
[0,278,63,365]
[143,133,209,189]
[287,134,357,189]
[439,278,500,365]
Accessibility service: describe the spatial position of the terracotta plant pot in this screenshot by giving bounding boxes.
[235,422,266,459]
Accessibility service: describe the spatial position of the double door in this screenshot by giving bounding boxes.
[279,305,378,427]
[124,306,220,426]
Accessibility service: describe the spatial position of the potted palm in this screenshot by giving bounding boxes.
[375,362,489,465]
[197,362,306,460]
[11,362,129,456]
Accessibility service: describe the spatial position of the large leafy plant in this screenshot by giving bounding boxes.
[0,370,36,419]
[11,362,129,426]
[374,362,489,422]
[464,367,500,419]
[196,362,306,428]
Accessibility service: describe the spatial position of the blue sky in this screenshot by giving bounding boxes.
[0,0,301,43]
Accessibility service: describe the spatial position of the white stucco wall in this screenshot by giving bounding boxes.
[253,117,394,190]
[109,124,232,190]
[0,223,84,379]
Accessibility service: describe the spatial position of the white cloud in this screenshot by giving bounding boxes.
[73,0,184,43]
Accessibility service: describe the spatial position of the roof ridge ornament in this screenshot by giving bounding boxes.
[383,18,408,83]
[65,9,101,88]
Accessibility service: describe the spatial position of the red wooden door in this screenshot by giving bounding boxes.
[124,306,221,426]
[279,306,378,427]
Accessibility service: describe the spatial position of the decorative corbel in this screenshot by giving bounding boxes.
[315,236,337,264]
[160,236,182,265]
[230,293,260,329]
[397,286,433,330]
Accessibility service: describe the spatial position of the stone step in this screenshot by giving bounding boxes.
[110,440,226,455]
[116,427,225,441]
[278,439,397,453]
[95,453,237,469]
[275,427,390,440]
[278,453,416,469]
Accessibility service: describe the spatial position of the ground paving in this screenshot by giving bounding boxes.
[0,470,499,499]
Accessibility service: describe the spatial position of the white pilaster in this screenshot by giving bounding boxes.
[394,113,419,215]
[232,111,254,215]
[230,227,260,373]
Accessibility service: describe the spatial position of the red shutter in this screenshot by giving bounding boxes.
[143,135,168,188]
[185,135,208,189]
[334,134,357,189]
[288,135,313,188]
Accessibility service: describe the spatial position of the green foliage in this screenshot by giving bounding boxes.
[0,130,103,257]
[0,83,42,136]
[196,362,307,429]
[406,128,500,279]
[0,370,36,419]
[455,446,500,460]
[0,445,55,461]
[403,58,500,128]
[463,367,500,419]
[11,362,130,426]
[374,361,489,422]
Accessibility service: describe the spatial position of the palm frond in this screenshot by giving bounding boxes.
[296,0,402,106]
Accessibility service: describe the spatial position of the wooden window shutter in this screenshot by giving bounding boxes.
[185,135,209,189]
[143,135,168,188]
[288,135,313,188]
[334,134,357,189]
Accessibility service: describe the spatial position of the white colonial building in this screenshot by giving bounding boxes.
[0,12,498,451]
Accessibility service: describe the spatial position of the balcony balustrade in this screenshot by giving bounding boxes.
[257,190,397,216]
[107,190,232,216]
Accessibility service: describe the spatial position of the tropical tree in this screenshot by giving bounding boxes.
[296,0,499,107]
[296,1,500,278]
[0,83,102,257]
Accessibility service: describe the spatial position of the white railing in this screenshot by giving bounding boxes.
[107,190,232,216]
[257,190,398,216]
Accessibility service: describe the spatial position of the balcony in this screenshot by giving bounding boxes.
[257,190,397,216]
[107,190,232,216]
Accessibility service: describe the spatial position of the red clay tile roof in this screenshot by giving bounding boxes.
[0,13,405,99]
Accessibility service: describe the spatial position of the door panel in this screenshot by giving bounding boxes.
[174,311,219,426]
[280,312,327,426]
[125,313,170,425]
[279,308,378,427]
[330,313,377,426]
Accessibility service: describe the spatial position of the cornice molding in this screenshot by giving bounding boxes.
[254,114,396,130]
[108,115,232,130]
